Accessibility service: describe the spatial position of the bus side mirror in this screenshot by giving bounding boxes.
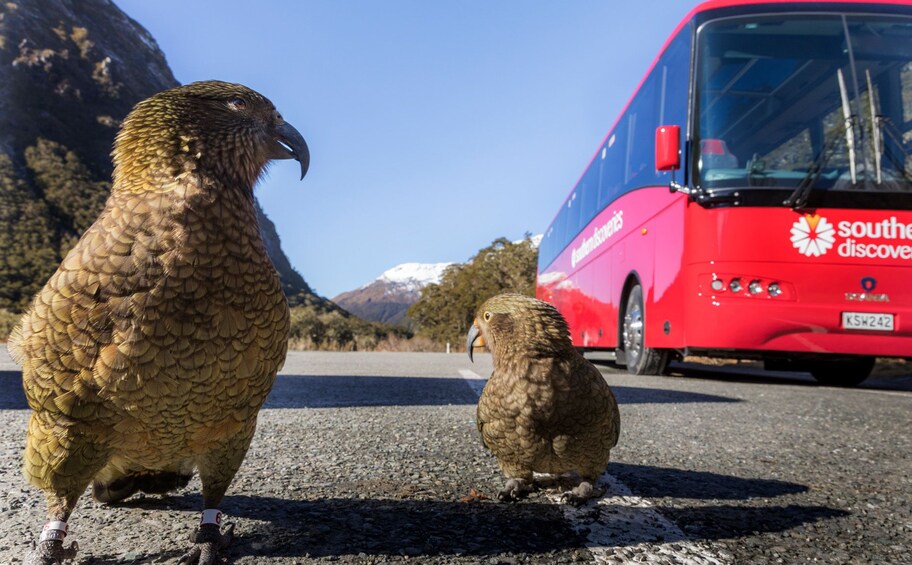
[655,125,681,171]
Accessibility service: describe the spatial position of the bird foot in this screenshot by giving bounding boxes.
[497,478,534,502]
[24,540,79,565]
[179,522,234,565]
[559,481,605,507]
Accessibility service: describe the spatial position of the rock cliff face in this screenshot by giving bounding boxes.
[0,0,321,310]
[0,0,174,177]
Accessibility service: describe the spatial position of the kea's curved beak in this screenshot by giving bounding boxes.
[466,323,484,363]
[270,121,310,180]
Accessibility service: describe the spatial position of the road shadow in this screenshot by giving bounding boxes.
[269,376,741,408]
[0,371,25,409]
[668,362,912,392]
[592,357,823,387]
[0,373,483,411]
[114,493,580,559]
[595,358,912,393]
[668,361,821,387]
[610,462,807,500]
[660,503,849,540]
[110,492,845,561]
[265,375,480,408]
[0,372,740,410]
[610,384,739,405]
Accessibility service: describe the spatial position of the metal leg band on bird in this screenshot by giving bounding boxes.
[199,509,222,526]
[38,521,68,542]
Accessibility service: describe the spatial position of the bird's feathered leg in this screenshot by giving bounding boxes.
[93,460,194,503]
[179,423,256,565]
[23,415,110,565]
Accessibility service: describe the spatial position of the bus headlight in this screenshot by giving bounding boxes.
[700,274,793,300]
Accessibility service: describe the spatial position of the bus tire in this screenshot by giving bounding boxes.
[621,283,669,376]
[808,356,875,387]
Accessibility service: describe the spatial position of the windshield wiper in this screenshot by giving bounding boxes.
[837,68,858,184]
[784,116,848,210]
[783,146,832,210]
[785,69,864,210]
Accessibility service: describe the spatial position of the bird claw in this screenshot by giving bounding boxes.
[497,478,533,502]
[179,522,234,565]
[24,540,79,565]
[559,481,605,507]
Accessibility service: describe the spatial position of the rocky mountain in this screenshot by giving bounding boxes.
[332,262,452,326]
[0,0,327,311]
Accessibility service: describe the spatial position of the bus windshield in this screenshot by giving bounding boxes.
[696,13,912,206]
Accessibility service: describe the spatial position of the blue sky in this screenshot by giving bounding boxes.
[114,1,697,298]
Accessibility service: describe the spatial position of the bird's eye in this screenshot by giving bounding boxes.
[483,311,492,322]
[227,98,247,111]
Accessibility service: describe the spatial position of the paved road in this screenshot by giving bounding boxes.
[0,350,909,564]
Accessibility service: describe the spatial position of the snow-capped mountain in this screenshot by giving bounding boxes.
[522,234,543,248]
[332,262,452,326]
[373,262,452,293]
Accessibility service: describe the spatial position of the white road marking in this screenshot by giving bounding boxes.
[458,369,487,396]
[548,475,730,564]
[459,368,731,565]
[841,386,912,398]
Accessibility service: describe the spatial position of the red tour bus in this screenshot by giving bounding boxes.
[536,0,912,386]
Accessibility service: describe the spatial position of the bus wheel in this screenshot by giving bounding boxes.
[621,284,669,375]
[808,356,875,387]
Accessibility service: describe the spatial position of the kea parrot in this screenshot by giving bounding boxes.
[467,293,620,505]
[8,80,309,564]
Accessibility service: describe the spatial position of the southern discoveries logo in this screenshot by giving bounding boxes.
[571,210,623,268]
[790,214,835,257]
[791,214,912,259]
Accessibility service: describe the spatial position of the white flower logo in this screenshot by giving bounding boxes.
[790,214,835,257]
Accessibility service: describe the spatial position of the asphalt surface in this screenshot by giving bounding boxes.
[0,350,910,564]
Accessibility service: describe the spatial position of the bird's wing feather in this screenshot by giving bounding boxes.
[13,196,156,415]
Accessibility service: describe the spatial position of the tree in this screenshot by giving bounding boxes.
[408,235,538,347]
[0,153,60,311]
[25,138,110,252]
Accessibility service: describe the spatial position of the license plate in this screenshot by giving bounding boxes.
[841,312,894,331]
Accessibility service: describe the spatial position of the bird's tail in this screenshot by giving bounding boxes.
[92,459,194,503]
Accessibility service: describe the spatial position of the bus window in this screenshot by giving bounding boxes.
[598,130,626,208]
[578,162,600,228]
[625,72,661,188]
[659,27,691,131]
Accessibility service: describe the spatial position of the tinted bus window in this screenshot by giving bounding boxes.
[539,24,692,270]
[659,28,691,159]
[579,162,600,229]
[598,129,626,208]
[625,73,661,188]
